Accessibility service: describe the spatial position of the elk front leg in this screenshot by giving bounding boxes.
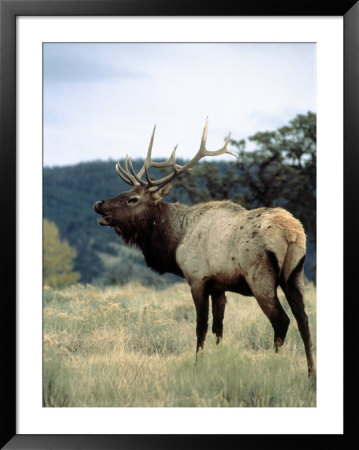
[191,283,209,352]
[211,290,227,344]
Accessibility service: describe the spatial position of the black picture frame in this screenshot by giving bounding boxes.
[1,0,357,448]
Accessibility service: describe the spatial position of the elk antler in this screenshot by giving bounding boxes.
[116,118,236,191]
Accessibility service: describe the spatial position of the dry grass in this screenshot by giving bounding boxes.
[43,281,316,407]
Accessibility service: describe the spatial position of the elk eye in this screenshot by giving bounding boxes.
[128,196,139,204]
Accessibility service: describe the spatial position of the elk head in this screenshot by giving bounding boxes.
[93,119,235,238]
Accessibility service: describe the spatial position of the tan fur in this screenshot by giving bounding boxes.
[176,202,306,289]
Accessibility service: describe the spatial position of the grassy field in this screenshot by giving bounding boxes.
[43,281,316,407]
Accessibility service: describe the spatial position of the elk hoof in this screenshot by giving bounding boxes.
[194,347,205,366]
[274,337,284,352]
[308,372,317,391]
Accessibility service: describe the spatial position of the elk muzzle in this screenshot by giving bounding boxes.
[93,200,112,226]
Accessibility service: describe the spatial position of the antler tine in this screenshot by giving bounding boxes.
[198,117,236,158]
[170,145,184,172]
[200,116,209,152]
[142,139,182,188]
[136,125,156,179]
[142,145,178,177]
[128,157,147,185]
[116,161,136,185]
[125,155,143,185]
[145,145,180,169]
[115,156,141,186]
[145,146,182,191]
[144,164,154,185]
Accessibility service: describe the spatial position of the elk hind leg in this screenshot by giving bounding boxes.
[255,291,290,352]
[281,258,316,385]
[247,265,290,351]
[211,290,227,344]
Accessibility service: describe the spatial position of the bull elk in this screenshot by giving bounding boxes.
[94,119,316,386]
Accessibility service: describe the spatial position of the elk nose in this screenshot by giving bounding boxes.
[94,200,104,211]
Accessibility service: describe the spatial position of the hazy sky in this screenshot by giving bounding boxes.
[43,43,316,167]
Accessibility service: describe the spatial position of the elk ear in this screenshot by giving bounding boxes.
[152,183,172,204]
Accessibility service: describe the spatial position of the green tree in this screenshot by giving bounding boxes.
[43,219,80,288]
[162,161,243,205]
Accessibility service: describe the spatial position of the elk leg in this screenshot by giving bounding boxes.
[281,275,316,385]
[191,283,209,352]
[247,268,289,351]
[254,292,290,352]
[211,290,227,344]
[245,258,289,351]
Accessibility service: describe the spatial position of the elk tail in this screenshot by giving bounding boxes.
[281,232,306,285]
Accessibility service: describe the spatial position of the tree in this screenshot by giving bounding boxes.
[43,219,80,288]
[161,161,243,205]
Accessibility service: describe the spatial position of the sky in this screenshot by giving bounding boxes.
[43,43,316,167]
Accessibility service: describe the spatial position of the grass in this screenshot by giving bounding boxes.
[43,282,316,407]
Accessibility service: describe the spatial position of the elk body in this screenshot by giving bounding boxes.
[94,120,316,385]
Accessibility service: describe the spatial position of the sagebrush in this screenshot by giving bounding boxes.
[43,282,316,407]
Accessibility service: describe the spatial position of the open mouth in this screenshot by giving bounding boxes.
[97,215,111,226]
[94,202,112,226]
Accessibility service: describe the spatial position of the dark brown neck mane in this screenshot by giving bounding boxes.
[117,202,189,277]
